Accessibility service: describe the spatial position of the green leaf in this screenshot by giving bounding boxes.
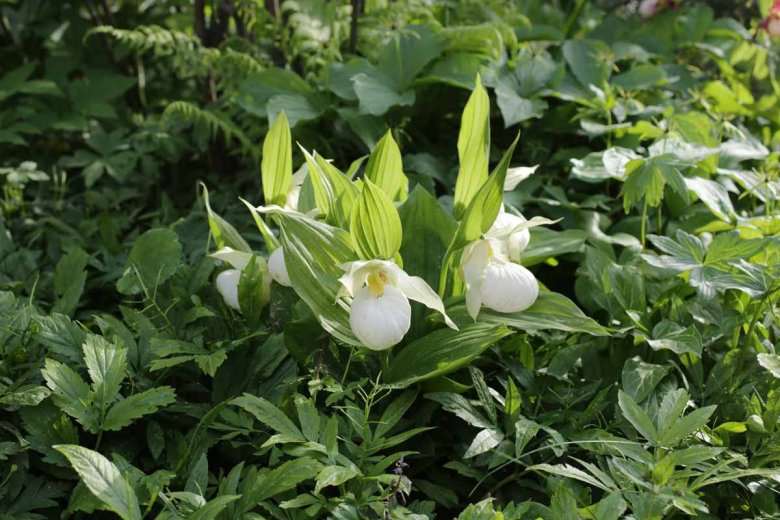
[659,405,716,446]
[375,388,418,439]
[453,75,490,220]
[54,445,141,520]
[447,291,609,336]
[464,428,504,458]
[425,392,494,429]
[385,323,512,388]
[495,49,558,126]
[261,111,292,206]
[350,179,403,260]
[684,176,735,222]
[189,496,241,520]
[646,320,703,356]
[758,354,780,379]
[82,334,126,413]
[231,393,305,443]
[0,385,51,407]
[353,69,415,116]
[238,255,270,324]
[41,358,100,433]
[294,395,320,443]
[200,183,251,252]
[618,390,658,444]
[53,248,88,316]
[621,358,671,403]
[621,156,688,212]
[563,39,611,87]
[314,466,359,494]
[102,386,176,431]
[245,457,322,504]
[399,186,457,289]
[301,147,359,228]
[364,130,408,201]
[248,206,360,345]
[116,228,182,295]
[377,24,445,89]
[450,133,520,255]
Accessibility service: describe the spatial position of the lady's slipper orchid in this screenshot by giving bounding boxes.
[461,238,539,319]
[338,259,457,350]
[486,209,530,262]
[268,247,292,287]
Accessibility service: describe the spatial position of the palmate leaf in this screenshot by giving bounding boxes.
[54,445,141,520]
[621,155,689,212]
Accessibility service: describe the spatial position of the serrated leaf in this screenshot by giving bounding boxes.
[83,334,126,413]
[54,445,141,520]
[231,393,305,443]
[618,390,658,444]
[102,386,176,431]
[464,428,504,458]
[41,358,100,433]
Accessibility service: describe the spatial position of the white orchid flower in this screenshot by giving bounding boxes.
[504,165,538,191]
[486,209,530,262]
[338,259,457,351]
[461,238,539,320]
[268,247,292,287]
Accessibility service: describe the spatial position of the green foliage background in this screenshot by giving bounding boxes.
[1,0,779,518]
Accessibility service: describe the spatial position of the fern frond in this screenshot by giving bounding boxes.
[162,101,254,156]
[86,25,202,56]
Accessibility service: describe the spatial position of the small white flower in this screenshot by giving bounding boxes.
[284,164,308,211]
[461,239,539,319]
[268,247,292,287]
[338,259,457,351]
[216,269,241,310]
[487,210,530,262]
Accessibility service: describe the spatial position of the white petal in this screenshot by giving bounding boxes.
[216,269,242,310]
[285,185,301,210]
[268,247,292,287]
[337,259,401,298]
[396,271,458,330]
[504,165,538,191]
[460,240,492,320]
[349,286,411,350]
[480,261,539,313]
[488,212,530,260]
[210,247,253,271]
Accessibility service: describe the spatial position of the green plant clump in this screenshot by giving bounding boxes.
[1,0,779,518]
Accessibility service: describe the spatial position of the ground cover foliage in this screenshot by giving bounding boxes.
[1,0,780,518]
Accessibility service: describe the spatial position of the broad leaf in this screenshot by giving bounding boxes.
[102,386,176,431]
[453,75,490,219]
[350,180,403,260]
[261,111,292,206]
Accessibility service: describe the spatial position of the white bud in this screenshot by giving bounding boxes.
[480,261,539,313]
[489,212,530,261]
[349,285,411,351]
[216,269,241,310]
[285,185,301,210]
[268,247,292,287]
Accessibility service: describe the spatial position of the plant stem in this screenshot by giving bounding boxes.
[563,0,588,37]
[734,294,769,382]
[641,200,649,249]
[341,346,356,385]
[656,204,662,234]
[380,351,390,379]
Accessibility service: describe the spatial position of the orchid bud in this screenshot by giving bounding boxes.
[268,247,292,287]
[216,269,241,310]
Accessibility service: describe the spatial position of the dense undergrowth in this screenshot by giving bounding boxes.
[1,0,780,518]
